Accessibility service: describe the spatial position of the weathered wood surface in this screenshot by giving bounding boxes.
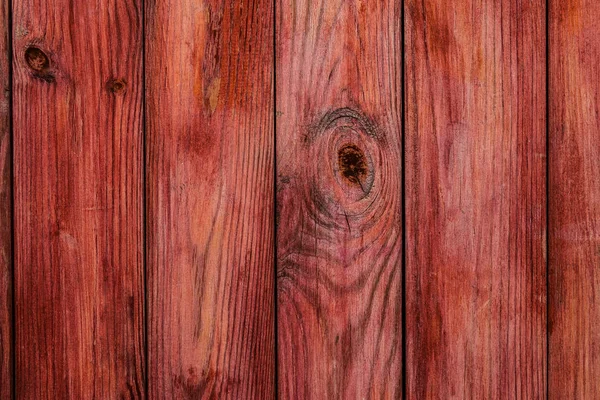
[405,0,547,397]
[145,0,275,398]
[12,0,145,397]
[4,1,600,397]
[276,0,403,398]
[0,0,10,397]
[549,0,600,397]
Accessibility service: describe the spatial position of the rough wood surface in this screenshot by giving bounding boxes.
[405,0,546,397]
[0,0,10,396]
[12,0,145,397]
[276,1,403,398]
[145,0,275,398]
[549,0,600,397]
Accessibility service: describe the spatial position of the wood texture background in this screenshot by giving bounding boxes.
[12,0,144,397]
[276,0,402,398]
[0,0,597,398]
[549,0,600,398]
[405,0,547,398]
[145,0,275,398]
[0,0,10,397]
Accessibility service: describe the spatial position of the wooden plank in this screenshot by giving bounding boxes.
[549,1,600,397]
[12,0,144,397]
[0,0,11,396]
[276,1,402,398]
[145,0,275,398]
[405,0,546,397]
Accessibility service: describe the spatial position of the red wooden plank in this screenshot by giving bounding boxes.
[549,0,600,397]
[405,0,546,397]
[276,1,402,397]
[0,0,11,396]
[13,0,144,398]
[145,0,275,398]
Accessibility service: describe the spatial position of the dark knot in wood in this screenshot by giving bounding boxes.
[24,47,48,71]
[338,144,368,189]
[24,46,55,83]
[309,107,380,197]
[106,78,127,94]
[300,107,384,217]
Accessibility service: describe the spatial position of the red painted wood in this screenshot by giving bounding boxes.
[0,0,11,396]
[276,1,403,398]
[12,0,144,397]
[145,0,275,398]
[549,0,600,397]
[405,0,547,397]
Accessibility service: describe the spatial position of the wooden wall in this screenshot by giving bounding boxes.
[0,0,596,398]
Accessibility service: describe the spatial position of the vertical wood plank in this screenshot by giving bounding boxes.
[0,0,10,396]
[549,1,600,397]
[405,0,546,397]
[13,0,144,397]
[276,1,402,398]
[145,0,275,398]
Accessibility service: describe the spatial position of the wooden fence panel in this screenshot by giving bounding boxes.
[276,1,403,397]
[405,0,547,397]
[145,0,276,398]
[549,0,600,397]
[13,0,144,397]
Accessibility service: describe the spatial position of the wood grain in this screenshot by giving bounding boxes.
[276,1,402,398]
[405,0,546,397]
[145,0,275,398]
[0,0,10,396]
[549,0,600,397]
[12,0,144,397]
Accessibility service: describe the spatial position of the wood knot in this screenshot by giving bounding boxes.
[338,144,368,189]
[301,107,383,216]
[106,78,127,94]
[24,47,48,71]
[24,47,54,83]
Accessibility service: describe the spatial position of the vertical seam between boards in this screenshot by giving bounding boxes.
[142,0,148,396]
[8,0,15,395]
[273,0,279,398]
[545,0,550,398]
[401,0,407,398]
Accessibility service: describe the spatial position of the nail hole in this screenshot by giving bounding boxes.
[106,78,127,94]
[338,144,368,188]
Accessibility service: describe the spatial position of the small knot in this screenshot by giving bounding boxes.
[24,47,54,83]
[24,47,48,71]
[106,78,127,94]
[338,144,368,190]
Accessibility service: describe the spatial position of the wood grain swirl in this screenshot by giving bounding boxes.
[276,1,402,398]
